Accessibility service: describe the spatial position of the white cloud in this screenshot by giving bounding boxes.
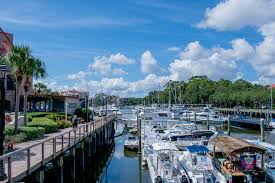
[67,71,89,80]
[167,46,181,52]
[71,74,169,97]
[169,40,250,81]
[140,50,164,74]
[112,68,128,75]
[89,53,135,76]
[197,0,275,30]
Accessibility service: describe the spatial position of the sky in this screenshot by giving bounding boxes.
[1,0,275,97]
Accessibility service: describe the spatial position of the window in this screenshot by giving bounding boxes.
[159,113,168,117]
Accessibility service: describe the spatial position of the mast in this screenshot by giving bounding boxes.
[174,87,177,105]
[271,85,273,119]
[168,82,171,109]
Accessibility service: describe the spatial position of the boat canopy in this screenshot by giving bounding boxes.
[186,145,209,153]
[212,136,265,156]
[152,143,178,151]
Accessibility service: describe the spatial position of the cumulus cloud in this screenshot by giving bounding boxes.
[71,74,169,97]
[167,46,181,52]
[89,53,135,76]
[112,68,128,75]
[140,50,164,74]
[197,0,275,30]
[169,40,253,81]
[67,71,89,80]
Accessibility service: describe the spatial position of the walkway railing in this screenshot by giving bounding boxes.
[0,113,116,183]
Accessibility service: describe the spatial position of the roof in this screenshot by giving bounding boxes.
[152,143,178,151]
[212,136,265,156]
[186,145,209,153]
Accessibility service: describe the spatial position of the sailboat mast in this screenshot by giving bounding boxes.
[271,85,273,119]
[168,82,171,109]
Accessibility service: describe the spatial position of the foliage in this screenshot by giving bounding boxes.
[5,126,45,142]
[5,133,27,144]
[75,108,92,119]
[144,76,273,109]
[19,127,45,140]
[56,120,72,129]
[27,117,58,133]
[45,113,71,122]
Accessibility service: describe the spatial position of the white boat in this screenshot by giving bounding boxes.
[141,111,172,123]
[177,145,226,183]
[124,136,139,150]
[266,161,275,183]
[147,142,191,183]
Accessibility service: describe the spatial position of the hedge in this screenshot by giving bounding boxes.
[56,120,72,129]
[27,117,58,133]
[5,126,45,142]
[19,127,45,140]
[75,108,92,119]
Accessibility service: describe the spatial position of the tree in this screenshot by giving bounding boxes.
[23,58,46,125]
[34,82,47,94]
[5,46,29,132]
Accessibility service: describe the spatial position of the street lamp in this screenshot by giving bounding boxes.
[0,64,10,180]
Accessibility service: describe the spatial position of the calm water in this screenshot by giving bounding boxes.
[102,109,150,183]
[101,109,275,183]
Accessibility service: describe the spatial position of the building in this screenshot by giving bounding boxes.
[0,31,16,112]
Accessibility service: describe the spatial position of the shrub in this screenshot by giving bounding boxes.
[19,127,45,140]
[28,112,50,122]
[27,117,58,133]
[5,126,16,136]
[56,120,72,129]
[75,108,92,119]
[5,133,27,143]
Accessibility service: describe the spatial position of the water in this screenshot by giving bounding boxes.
[102,109,150,183]
[101,109,275,183]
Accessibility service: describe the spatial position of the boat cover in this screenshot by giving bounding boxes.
[186,145,209,153]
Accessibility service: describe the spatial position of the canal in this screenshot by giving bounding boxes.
[102,109,151,183]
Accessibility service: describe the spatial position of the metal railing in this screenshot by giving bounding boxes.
[0,113,116,182]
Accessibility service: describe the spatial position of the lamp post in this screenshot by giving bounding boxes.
[0,65,10,180]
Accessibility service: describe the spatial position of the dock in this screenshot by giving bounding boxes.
[0,114,117,183]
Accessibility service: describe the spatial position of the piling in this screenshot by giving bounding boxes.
[227,115,231,136]
[194,112,197,123]
[207,113,209,130]
[260,118,265,142]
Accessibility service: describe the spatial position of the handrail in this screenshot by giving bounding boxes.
[0,113,116,182]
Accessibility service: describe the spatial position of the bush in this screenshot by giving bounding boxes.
[56,120,72,129]
[19,127,45,140]
[28,112,50,122]
[5,133,27,143]
[27,117,58,133]
[5,126,16,136]
[75,108,92,119]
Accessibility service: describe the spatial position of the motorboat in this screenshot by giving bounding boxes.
[266,161,275,183]
[124,136,139,151]
[141,111,172,123]
[177,145,226,183]
[147,142,191,183]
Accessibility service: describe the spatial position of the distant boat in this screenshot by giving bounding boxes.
[229,115,264,130]
[124,136,139,151]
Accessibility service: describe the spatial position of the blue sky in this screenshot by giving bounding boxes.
[1,0,275,97]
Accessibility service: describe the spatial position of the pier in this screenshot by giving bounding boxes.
[0,114,116,183]
[217,108,275,118]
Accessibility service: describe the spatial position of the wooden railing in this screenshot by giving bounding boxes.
[0,113,116,183]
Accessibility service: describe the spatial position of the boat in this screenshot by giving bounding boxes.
[124,136,139,151]
[177,145,226,183]
[247,140,275,182]
[140,111,172,123]
[211,136,266,183]
[229,115,264,130]
[147,142,191,183]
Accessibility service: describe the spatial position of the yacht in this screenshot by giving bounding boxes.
[141,111,172,123]
[124,136,139,151]
[177,145,226,183]
[147,143,191,183]
[266,161,275,183]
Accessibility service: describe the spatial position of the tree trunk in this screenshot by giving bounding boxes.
[14,82,20,133]
[23,92,28,125]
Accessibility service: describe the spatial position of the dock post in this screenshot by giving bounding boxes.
[57,157,63,183]
[260,118,265,142]
[194,112,196,123]
[250,109,252,118]
[207,113,209,130]
[227,115,231,136]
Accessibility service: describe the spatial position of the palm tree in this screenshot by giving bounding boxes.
[23,58,46,125]
[33,82,47,94]
[5,45,46,130]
